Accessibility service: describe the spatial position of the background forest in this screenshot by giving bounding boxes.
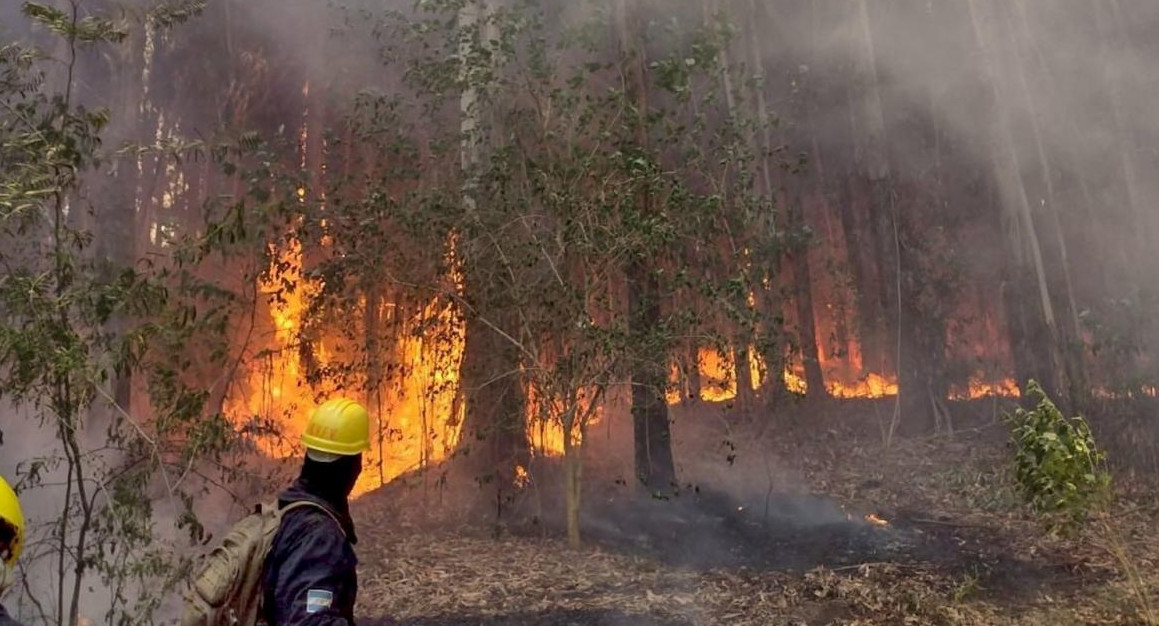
[1,0,1158,624]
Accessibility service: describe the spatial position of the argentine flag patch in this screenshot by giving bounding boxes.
[305,589,334,614]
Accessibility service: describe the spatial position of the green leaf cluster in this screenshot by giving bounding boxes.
[1004,380,1111,532]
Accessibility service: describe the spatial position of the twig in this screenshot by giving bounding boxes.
[828,561,921,573]
[906,517,987,529]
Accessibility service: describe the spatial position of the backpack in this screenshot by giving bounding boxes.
[181,500,343,626]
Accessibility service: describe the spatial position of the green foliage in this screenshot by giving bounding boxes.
[146,1,207,29]
[1004,381,1111,531]
[1,7,244,626]
[22,2,129,44]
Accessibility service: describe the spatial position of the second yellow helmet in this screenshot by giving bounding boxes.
[301,398,371,457]
[0,474,24,567]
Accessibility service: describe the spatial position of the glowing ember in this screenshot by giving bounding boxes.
[514,464,530,489]
[865,513,889,527]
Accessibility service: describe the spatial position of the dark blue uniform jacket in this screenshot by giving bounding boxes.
[0,604,22,626]
[261,481,358,626]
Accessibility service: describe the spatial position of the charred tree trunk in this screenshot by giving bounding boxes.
[685,340,701,402]
[734,342,755,410]
[618,0,676,493]
[786,184,826,401]
[458,309,530,486]
[837,175,876,377]
[628,261,677,492]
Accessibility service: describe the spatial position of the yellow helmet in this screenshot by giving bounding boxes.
[301,398,371,457]
[0,474,24,567]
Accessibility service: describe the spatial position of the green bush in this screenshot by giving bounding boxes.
[1004,381,1111,531]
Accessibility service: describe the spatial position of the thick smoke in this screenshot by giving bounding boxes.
[3,0,1159,622]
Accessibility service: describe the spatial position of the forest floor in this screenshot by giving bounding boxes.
[352,399,1159,625]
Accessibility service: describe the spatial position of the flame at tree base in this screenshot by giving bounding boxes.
[668,347,1019,404]
[227,242,1022,501]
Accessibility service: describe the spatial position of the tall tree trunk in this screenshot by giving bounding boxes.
[965,0,1066,404]
[94,20,149,416]
[893,1,952,436]
[786,188,826,400]
[837,174,875,377]
[617,0,676,493]
[1092,0,1148,260]
[854,0,899,378]
[455,0,529,498]
[712,0,754,413]
[685,340,701,402]
[364,286,385,485]
[1007,0,1089,409]
[792,8,829,402]
[745,0,788,403]
[458,310,530,485]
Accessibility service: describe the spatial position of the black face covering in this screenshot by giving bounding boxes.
[299,453,363,506]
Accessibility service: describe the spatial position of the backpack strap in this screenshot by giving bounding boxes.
[279,500,348,539]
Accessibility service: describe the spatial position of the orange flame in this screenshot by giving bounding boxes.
[948,377,1021,400]
[669,347,1021,402]
[227,237,467,498]
[526,382,602,456]
[783,366,808,395]
[827,372,898,399]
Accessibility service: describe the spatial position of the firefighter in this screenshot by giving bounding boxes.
[0,474,25,626]
[261,398,370,626]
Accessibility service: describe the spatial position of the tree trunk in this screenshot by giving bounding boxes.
[456,0,530,497]
[711,0,754,414]
[458,310,530,483]
[685,340,701,402]
[965,0,1066,404]
[745,0,787,404]
[1007,0,1089,409]
[94,21,147,416]
[562,408,582,549]
[734,342,754,410]
[855,0,900,378]
[628,261,677,492]
[787,188,826,400]
[837,174,875,377]
[617,0,676,493]
[364,286,385,485]
[894,1,951,436]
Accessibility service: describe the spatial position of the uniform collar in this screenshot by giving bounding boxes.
[278,478,358,544]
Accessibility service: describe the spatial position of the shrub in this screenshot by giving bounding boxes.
[1004,380,1111,531]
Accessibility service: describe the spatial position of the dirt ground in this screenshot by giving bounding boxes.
[352,398,1159,625]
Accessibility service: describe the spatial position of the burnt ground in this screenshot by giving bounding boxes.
[352,399,1158,625]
